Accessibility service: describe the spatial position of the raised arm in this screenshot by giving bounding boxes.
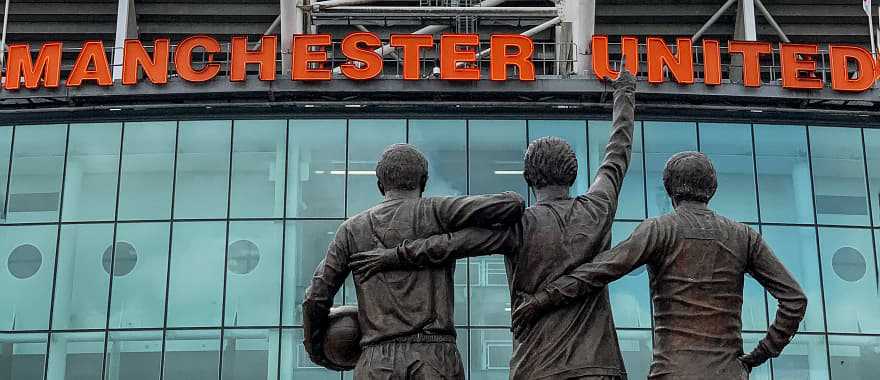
[431,191,525,231]
[302,233,350,371]
[739,232,807,370]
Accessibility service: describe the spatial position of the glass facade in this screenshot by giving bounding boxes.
[0,119,877,380]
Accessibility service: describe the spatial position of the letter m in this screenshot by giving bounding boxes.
[5,43,63,90]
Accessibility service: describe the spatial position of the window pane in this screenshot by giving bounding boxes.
[174,120,231,219]
[287,120,346,218]
[829,335,880,380]
[282,220,343,326]
[346,119,406,216]
[762,226,825,332]
[771,334,829,380]
[810,127,870,226]
[754,124,814,224]
[469,329,511,380]
[608,222,651,328]
[221,329,279,380]
[590,121,644,219]
[698,123,758,222]
[226,221,282,326]
[0,127,12,222]
[52,223,114,330]
[469,120,527,199]
[0,225,57,330]
[742,333,772,380]
[469,255,511,326]
[409,120,466,197]
[46,331,105,380]
[7,124,67,223]
[528,120,588,198]
[818,227,880,333]
[230,120,286,218]
[644,121,697,217]
[117,121,176,220]
[61,123,121,222]
[0,333,47,380]
[865,129,880,227]
[162,330,220,380]
[280,329,340,379]
[617,329,652,380]
[104,330,162,380]
[167,222,226,328]
[108,223,169,329]
[742,272,768,331]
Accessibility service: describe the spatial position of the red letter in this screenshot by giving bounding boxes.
[490,34,535,81]
[122,39,169,85]
[647,37,694,84]
[702,39,722,85]
[174,35,221,82]
[4,42,62,90]
[230,35,277,81]
[591,35,639,80]
[292,34,331,81]
[67,41,113,87]
[340,32,383,80]
[779,43,822,90]
[440,34,480,81]
[829,45,876,92]
[727,41,771,87]
[389,34,433,80]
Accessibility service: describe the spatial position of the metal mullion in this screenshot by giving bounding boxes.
[276,119,290,380]
[342,119,350,303]
[804,126,833,379]
[751,124,774,380]
[100,122,126,380]
[2,125,15,222]
[158,121,181,380]
[43,123,71,380]
[464,118,471,377]
[637,122,654,334]
[860,129,880,294]
[218,120,235,380]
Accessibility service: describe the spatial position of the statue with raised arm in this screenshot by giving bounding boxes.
[301,144,524,379]
[512,151,808,379]
[350,70,637,379]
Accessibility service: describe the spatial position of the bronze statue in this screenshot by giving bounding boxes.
[350,70,637,379]
[511,151,808,379]
[301,143,525,378]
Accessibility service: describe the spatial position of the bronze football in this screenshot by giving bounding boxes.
[323,305,361,370]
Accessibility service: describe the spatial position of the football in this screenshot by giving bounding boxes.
[323,305,361,370]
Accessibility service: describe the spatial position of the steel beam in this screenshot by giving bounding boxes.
[735,0,757,41]
[754,0,790,43]
[559,0,595,75]
[112,0,137,81]
[691,0,737,42]
[280,0,305,74]
[314,6,557,18]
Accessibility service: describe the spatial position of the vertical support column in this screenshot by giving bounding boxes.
[560,0,595,75]
[112,0,137,81]
[731,0,757,82]
[281,0,305,75]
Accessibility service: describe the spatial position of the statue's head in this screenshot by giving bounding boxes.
[524,137,578,190]
[376,143,429,196]
[663,151,717,206]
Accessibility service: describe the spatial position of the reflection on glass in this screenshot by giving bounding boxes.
[865,129,880,227]
[608,222,651,328]
[529,120,588,198]
[0,225,57,330]
[108,223,169,329]
[644,121,697,217]
[225,221,282,326]
[0,127,12,222]
[809,127,870,226]
[167,222,225,328]
[287,120,346,218]
[469,256,511,326]
[698,123,758,222]
[829,334,880,380]
[590,121,645,219]
[283,220,343,326]
[46,331,105,380]
[409,120,466,197]
[818,227,880,333]
[742,333,772,380]
[174,120,231,219]
[761,226,825,332]
[617,329,653,380]
[469,329,512,380]
[230,120,286,218]
[163,330,220,380]
[117,121,176,220]
[347,119,406,216]
[280,329,340,380]
[52,223,113,330]
[754,124,814,224]
[7,124,67,223]
[0,333,47,380]
[469,120,527,199]
[62,123,121,222]
[221,329,279,380]
[771,334,829,380]
[104,330,163,380]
